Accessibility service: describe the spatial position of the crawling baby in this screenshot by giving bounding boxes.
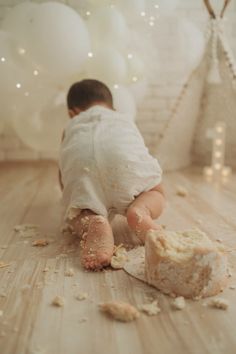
[59,79,165,271]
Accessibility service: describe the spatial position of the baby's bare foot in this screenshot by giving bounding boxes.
[81,215,114,271]
[127,207,162,243]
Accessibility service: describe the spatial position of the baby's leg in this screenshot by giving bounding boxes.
[126,184,165,243]
[72,210,114,270]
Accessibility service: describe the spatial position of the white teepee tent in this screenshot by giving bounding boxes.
[154,0,236,171]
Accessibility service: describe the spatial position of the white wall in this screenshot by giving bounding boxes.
[0,0,236,162]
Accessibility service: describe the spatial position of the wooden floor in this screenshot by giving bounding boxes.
[0,162,236,354]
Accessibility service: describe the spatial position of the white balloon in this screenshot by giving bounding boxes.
[156,0,179,15]
[11,88,68,152]
[115,0,146,20]
[127,55,146,81]
[0,31,36,131]
[128,79,148,103]
[24,2,90,79]
[111,85,136,117]
[88,7,128,47]
[86,46,127,84]
[0,31,33,94]
[2,2,38,50]
[88,0,111,9]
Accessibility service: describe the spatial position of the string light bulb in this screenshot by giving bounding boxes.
[113,84,119,89]
[127,53,133,59]
[18,48,26,55]
[88,52,93,58]
[132,76,138,82]
[140,11,146,17]
[86,11,91,16]
[215,139,222,146]
[16,83,21,89]
[203,122,232,181]
[33,70,39,76]
[1,57,6,62]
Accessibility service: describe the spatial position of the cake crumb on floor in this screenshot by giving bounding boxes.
[172,296,186,310]
[176,186,188,197]
[51,295,65,307]
[99,301,139,322]
[75,292,88,301]
[64,268,75,277]
[139,300,161,315]
[111,245,128,269]
[207,298,228,310]
[32,239,49,247]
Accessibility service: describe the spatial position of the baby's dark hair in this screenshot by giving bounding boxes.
[67,79,113,111]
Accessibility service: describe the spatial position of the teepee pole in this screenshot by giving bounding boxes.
[220,0,231,18]
[203,0,216,18]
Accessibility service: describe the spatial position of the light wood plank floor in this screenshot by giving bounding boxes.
[0,162,235,354]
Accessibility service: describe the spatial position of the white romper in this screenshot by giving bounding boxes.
[59,105,162,221]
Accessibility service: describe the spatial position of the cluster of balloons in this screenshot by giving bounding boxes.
[0,0,205,152]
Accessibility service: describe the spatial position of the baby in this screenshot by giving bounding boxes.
[59,79,165,271]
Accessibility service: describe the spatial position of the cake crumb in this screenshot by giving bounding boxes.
[99,301,139,322]
[135,211,143,224]
[32,239,49,247]
[172,296,186,310]
[176,185,188,197]
[64,268,75,277]
[51,295,65,307]
[207,298,228,310]
[111,245,128,269]
[229,285,236,290]
[75,292,88,301]
[139,300,161,315]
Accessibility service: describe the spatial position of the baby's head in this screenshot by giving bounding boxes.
[67,79,113,118]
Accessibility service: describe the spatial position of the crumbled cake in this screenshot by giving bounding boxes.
[145,229,228,298]
[176,186,188,197]
[111,245,128,269]
[75,292,88,301]
[99,301,139,322]
[139,300,161,315]
[32,239,49,247]
[172,296,186,310]
[64,268,75,277]
[51,295,65,307]
[207,298,228,310]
